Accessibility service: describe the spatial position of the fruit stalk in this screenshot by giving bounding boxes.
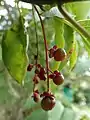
[34,5,50,91]
[32,6,38,66]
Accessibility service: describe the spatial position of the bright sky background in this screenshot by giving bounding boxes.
[0,0,32,17]
[0,0,31,29]
[5,0,32,8]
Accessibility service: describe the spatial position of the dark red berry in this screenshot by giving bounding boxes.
[49,45,58,58]
[41,96,55,111]
[40,67,46,75]
[27,64,33,71]
[53,74,64,85]
[38,74,46,81]
[48,74,55,79]
[54,48,66,61]
[32,92,40,103]
[37,67,46,81]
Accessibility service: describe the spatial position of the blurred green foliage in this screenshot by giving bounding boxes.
[0,0,90,120]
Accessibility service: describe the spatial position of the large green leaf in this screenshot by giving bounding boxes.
[59,24,74,71]
[53,17,65,48]
[64,24,74,52]
[78,19,90,32]
[2,18,28,84]
[65,2,90,20]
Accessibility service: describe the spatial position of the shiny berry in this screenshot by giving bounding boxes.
[40,67,46,75]
[41,96,55,111]
[54,48,66,61]
[38,74,46,81]
[53,74,64,85]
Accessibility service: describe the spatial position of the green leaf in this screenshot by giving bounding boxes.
[53,17,65,48]
[78,19,90,55]
[52,16,65,71]
[65,2,90,20]
[59,59,68,71]
[78,19,90,32]
[64,24,74,51]
[21,8,30,17]
[2,18,28,84]
[59,24,74,71]
[82,38,90,56]
[69,36,78,71]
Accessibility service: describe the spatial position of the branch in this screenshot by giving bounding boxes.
[34,5,50,91]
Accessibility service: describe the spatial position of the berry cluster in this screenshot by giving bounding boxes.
[27,45,66,111]
[49,45,66,61]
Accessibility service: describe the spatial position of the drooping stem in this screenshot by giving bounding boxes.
[58,5,90,39]
[48,68,53,74]
[32,5,39,66]
[34,5,49,92]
